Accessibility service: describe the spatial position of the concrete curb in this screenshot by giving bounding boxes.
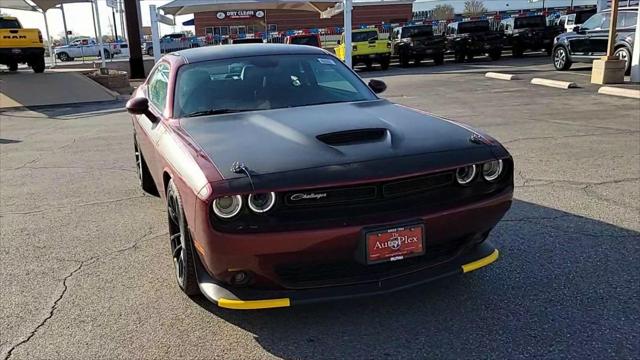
[598,86,640,99]
[485,72,520,81]
[530,78,578,89]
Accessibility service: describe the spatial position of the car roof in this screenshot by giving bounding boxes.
[172,44,329,64]
[602,6,638,12]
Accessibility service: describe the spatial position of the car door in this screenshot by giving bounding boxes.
[135,62,171,181]
[568,13,604,57]
[586,12,611,56]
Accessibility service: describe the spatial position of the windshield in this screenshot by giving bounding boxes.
[0,19,21,29]
[174,54,377,118]
[401,25,433,38]
[289,36,320,47]
[514,16,547,29]
[458,21,490,34]
[352,31,378,42]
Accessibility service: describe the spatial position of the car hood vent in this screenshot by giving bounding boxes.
[316,128,387,146]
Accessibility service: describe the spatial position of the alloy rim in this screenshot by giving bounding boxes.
[134,146,142,186]
[555,49,566,68]
[168,193,186,285]
[615,49,629,69]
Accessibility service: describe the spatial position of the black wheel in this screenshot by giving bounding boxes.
[414,57,423,65]
[364,60,373,70]
[553,46,572,71]
[147,47,154,57]
[466,53,475,61]
[134,137,159,196]
[489,50,502,61]
[454,51,465,63]
[58,52,70,62]
[399,52,410,67]
[512,47,524,58]
[614,47,632,75]
[433,53,444,65]
[31,56,45,73]
[380,57,390,70]
[103,50,111,59]
[167,179,200,296]
[8,61,18,71]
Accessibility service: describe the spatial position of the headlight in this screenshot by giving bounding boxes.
[482,160,503,182]
[212,195,242,219]
[456,165,477,185]
[248,192,276,213]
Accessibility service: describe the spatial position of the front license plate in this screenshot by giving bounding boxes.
[365,224,425,264]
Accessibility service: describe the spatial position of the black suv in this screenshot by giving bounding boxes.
[500,15,562,57]
[445,20,504,62]
[390,24,446,67]
[552,7,637,74]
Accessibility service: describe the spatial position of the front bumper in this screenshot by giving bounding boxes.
[195,241,499,310]
[352,53,390,63]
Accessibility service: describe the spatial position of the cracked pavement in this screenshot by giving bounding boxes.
[1,57,639,359]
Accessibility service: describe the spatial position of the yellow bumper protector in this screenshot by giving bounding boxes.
[218,297,291,310]
[461,249,500,273]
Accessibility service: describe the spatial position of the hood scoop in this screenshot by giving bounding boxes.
[316,128,388,146]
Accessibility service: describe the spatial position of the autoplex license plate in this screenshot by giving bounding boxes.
[366,224,425,264]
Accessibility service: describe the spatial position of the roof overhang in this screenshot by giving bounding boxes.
[160,0,341,16]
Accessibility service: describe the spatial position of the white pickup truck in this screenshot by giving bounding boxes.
[54,38,119,61]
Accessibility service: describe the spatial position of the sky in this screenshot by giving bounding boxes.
[1,0,598,41]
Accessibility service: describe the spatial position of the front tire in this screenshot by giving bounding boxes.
[614,47,632,75]
[553,46,572,71]
[454,51,465,63]
[433,53,444,65]
[489,50,502,61]
[134,137,159,196]
[399,51,410,67]
[58,52,70,62]
[167,179,200,296]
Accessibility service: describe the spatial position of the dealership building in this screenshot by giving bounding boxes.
[192,0,414,38]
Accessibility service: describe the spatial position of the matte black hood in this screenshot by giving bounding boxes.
[182,100,503,190]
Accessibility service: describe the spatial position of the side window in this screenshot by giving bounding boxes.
[148,63,170,111]
[558,18,566,27]
[618,11,638,28]
[311,59,358,94]
[581,13,604,30]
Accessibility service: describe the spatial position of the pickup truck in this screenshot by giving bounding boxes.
[0,16,45,73]
[445,20,504,62]
[499,15,561,57]
[390,24,446,67]
[54,38,118,61]
[335,29,391,70]
[142,33,203,57]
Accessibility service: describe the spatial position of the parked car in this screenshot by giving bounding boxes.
[285,34,322,47]
[500,15,562,57]
[389,24,446,67]
[335,28,391,70]
[232,38,264,44]
[143,33,203,56]
[445,20,504,62]
[556,9,598,33]
[54,38,117,61]
[552,6,637,74]
[126,44,513,310]
[0,16,45,73]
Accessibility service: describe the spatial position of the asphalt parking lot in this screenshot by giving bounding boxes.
[1,55,639,359]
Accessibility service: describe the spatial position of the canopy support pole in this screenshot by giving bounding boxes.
[150,5,161,63]
[93,0,107,71]
[344,0,352,68]
[42,10,55,68]
[631,1,640,82]
[124,0,145,78]
[61,4,69,44]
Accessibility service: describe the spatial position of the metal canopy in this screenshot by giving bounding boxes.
[159,0,340,16]
[0,0,38,11]
[0,0,93,11]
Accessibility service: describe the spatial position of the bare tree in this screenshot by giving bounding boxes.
[463,0,488,17]
[430,4,455,20]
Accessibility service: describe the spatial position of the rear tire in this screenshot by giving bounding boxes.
[364,60,373,70]
[399,51,410,67]
[8,61,18,72]
[553,46,572,71]
[433,53,445,65]
[380,57,390,70]
[167,179,200,296]
[489,50,502,61]
[454,51,465,63]
[466,53,474,61]
[614,46,632,75]
[31,56,45,73]
[512,47,524,58]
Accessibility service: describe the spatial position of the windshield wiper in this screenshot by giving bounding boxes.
[184,109,253,118]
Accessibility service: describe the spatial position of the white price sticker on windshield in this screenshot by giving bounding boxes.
[318,58,336,65]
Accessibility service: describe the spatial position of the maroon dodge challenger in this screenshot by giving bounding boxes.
[127,44,513,310]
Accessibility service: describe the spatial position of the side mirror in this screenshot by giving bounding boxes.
[336,39,341,45]
[126,97,158,122]
[572,26,582,33]
[368,79,387,94]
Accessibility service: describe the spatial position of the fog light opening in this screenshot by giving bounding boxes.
[230,271,252,286]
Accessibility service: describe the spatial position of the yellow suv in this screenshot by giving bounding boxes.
[335,28,391,70]
[0,16,45,73]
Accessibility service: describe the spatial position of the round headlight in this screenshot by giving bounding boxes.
[456,165,477,185]
[248,192,276,213]
[212,195,242,219]
[482,160,503,182]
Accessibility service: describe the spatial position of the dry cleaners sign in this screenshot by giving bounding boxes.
[216,10,265,19]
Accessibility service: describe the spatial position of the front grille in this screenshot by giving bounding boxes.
[383,172,453,198]
[275,236,472,288]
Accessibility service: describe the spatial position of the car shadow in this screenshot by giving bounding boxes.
[191,199,639,359]
[0,138,21,144]
[0,100,125,120]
